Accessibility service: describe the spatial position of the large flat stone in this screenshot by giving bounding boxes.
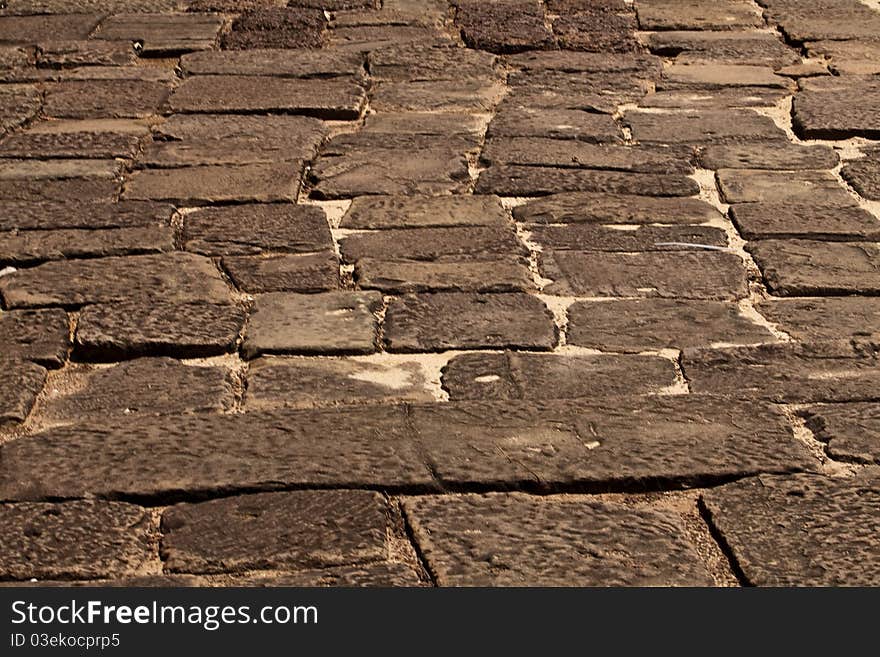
[405,493,711,586]
[181,48,363,78]
[340,195,509,229]
[701,473,880,586]
[513,192,723,225]
[482,139,693,172]
[339,226,526,262]
[841,157,880,201]
[638,86,788,109]
[717,169,850,204]
[730,203,880,241]
[161,490,388,574]
[93,12,223,54]
[43,80,170,119]
[804,39,880,76]
[757,296,880,343]
[567,299,775,351]
[0,200,174,231]
[636,0,762,30]
[0,308,69,367]
[383,292,557,352]
[661,63,792,90]
[355,258,534,294]
[648,30,800,67]
[371,79,504,112]
[220,7,325,50]
[155,112,324,141]
[801,403,880,465]
[0,13,102,43]
[0,226,174,266]
[0,176,119,202]
[475,166,699,196]
[698,142,838,170]
[456,0,555,54]
[792,76,880,140]
[626,109,786,143]
[222,252,340,294]
[35,40,137,68]
[368,44,499,81]
[0,358,46,426]
[487,107,621,143]
[529,224,727,252]
[552,10,639,53]
[0,130,141,159]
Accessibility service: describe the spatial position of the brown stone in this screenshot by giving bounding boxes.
[698,142,838,170]
[94,12,224,54]
[648,30,800,67]
[661,64,792,90]
[639,86,788,109]
[0,308,69,367]
[552,11,639,53]
[0,130,141,159]
[0,84,40,133]
[730,203,880,241]
[792,75,880,140]
[487,107,621,143]
[340,195,509,229]
[636,0,762,30]
[0,14,102,43]
[223,252,339,294]
[805,39,880,76]
[1,358,46,426]
[841,157,880,201]
[221,7,326,50]
[0,226,174,266]
[245,562,423,587]
[155,112,325,142]
[371,79,505,112]
[0,176,119,202]
[43,80,170,119]
[456,0,555,54]
[180,48,363,78]
[329,24,452,51]
[513,192,723,225]
[0,200,174,231]
[36,40,137,68]
[626,109,786,143]
[717,169,851,204]
[508,50,662,76]
[475,166,699,196]
[529,224,728,251]
[757,296,880,343]
[355,258,534,294]
[339,226,526,262]
[368,44,499,81]
[801,403,880,465]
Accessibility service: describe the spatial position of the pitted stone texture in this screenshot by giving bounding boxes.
[124,163,303,205]
[0,226,173,266]
[841,157,880,201]
[529,224,727,252]
[567,299,775,352]
[0,406,434,501]
[730,203,880,241]
[0,131,141,160]
[487,107,622,143]
[181,48,363,78]
[245,562,423,588]
[155,113,323,142]
[355,258,534,294]
[329,24,452,52]
[0,13,101,43]
[35,40,137,68]
[648,31,800,67]
[0,500,151,581]
[25,118,151,136]
[0,84,40,133]
[508,50,662,76]
[408,395,815,490]
[75,301,246,361]
[805,40,880,76]
[698,142,838,171]
[368,44,499,82]
[505,70,650,114]
[341,195,509,229]
[0,158,121,182]
[792,76,880,140]
[455,0,555,54]
[639,86,788,110]
[636,0,762,30]
[683,342,880,403]
[717,169,851,205]
[0,176,119,202]
[221,7,326,50]
[93,13,224,55]
[242,291,382,358]
[43,80,170,119]
[168,76,365,120]
[406,494,710,586]
[757,297,880,343]
[514,193,723,225]
[372,79,505,112]
[0,252,231,309]
[748,240,880,296]
[541,250,748,300]
[661,64,792,90]
[552,11,639,53]
[701,473,880,586]
[1,359,46,426]
[2,0,185,11]
[223,252,339,294]
[184,203,330,256]
[626,109,785,144]
[442,352,676,401]
[340,226,526,262]
[475,166,699,197]
[757,0,880,41]
[0,201,174,231]
[383,293,557,352]
[801,404,880,465]
[246,356,433,410]
[41,357,233,422]
[0,309,69,367]
[161,490,388,574]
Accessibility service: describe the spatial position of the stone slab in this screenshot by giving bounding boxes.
[475,166,700,196]
[456,0,555,54]
[716,169,850,204]
[528,224,727,252]
[339,226,526,262]
[0,226,174,265]
[93,12,224,54]
[757,296,880,343]
[841,158,880,201]
[0,308,69,367]
[0,130,141,159]
[792,76,880,140]
[487,107,622,143]
[43,80,170,119]
[223,252,339,294]
[626,109,786,143]
[340,195,509,229]
[180,48,363,78]
[355,258,534,293]
[513,193,723,225]
[0,200,174,231]
[636,0,762,31]
[801,403,880,465]
[698,142,838,170]
[730,203,880,241]
[1,358,46,426]
[220,7,325,50]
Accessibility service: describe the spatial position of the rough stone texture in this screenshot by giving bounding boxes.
[805,39,880,76]
[567,299,775,351]
[0,176,119,202]
[683,342,880,403]
[841,157,880,201]
[647,30,800,67]
[748,240,880,296]
[155,113,324,141]
[0,308,69,367]
[0,157,121,181]
[661,64,792,90]
[487,107,622,143]
[368,44,499,82]
[475,166,699,196]
[184,203,330,256]
[43,80,170,119]
[0,226,174,266]
[0,131,141,159]
[339,226,526,263]
[40,357,233,422]
[758,0,880,41]
[1,358,46,426]
[0,406,434,501]
[383,293,557,352]
[441,352,676,401]
[792,76,880,140]
[246,356,433,410]
[757,297,880,343]
[0,84,40,133]
[244,562,423,587]
[716,169,851,205]
[0,500,152,581]
[541,250,748,299]
[0,200,174,231]
[221,7,326,50]
[242,291,382,358]
[801,403,880,465]
[329,24,452,51]
[0,252,232,308]
[161,490,388,574]
[355,258,534,294]
[730,203,880,241]
[701,473,880,586]
[698,142,838,170]
[636,0,762,31]
[75,301,246,361]
[456,0,555,54]
[405,493,712,586]
[341,195,509,229]
[639,86,788,110]
[36,40,137,68]
[528,224,727,252]
[626,109,786,143]
[0,13,101,43]
[552,11,639,53]
[93,13,224,54]
[180,48,363,78]
[371,79,505,112]
[514,193,723,225]
[223,252,340,294]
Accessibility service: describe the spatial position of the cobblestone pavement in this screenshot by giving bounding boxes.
[1,0,879,587]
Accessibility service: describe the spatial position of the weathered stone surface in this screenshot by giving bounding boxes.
[221,7,325,50]
[698,142,838,170]
[648,30,800,67]
[408,395,815,490]
[341,194,508,229]
[505,70,650,113]
[792,76,880,140]
[487,107,621,143]
[340,226,526,262]
[25,118,152,136]
[514,192,723,225]
[168,76,365,120]
[760,0,880,42]
[0,500,151,581]
[181,48,363,78]
[0,226,174,265]
[124,163,303,205]
[529,224,727,252]
[43,80,170,119]
[801,403,880,465]
[405,493,711,586]
[626,109,785,143]
[329,24,452,51]
[3,0,185,11]
[456,0,555,54]
[730,203,880,241]
[246,355,433,410]
[508,50,662,76]
[155,112,324,142]
[0,176,119,202]
[805,39,880,76]
[542,250,748,299]
[0,200,173,231]
[717,169,850,205]
[383,292,557,352]
[36,40,136,68]
[552,11,639,53]
[0,406,434,501]
[356,258,534,294]
[0,157,120,181]
[757,297,880,343]
[246,562,423,587]
[748,240,880,296]
[683,342,880,403]
[372,79,504,112]
[841,157,880,201]
[475,166,699,196]
[223,252,340,294]
[75,301,245,361]
[41,357,233,422]
[0,308,69,367]
[639,86,787,109]
[701,473,880,586]
[243,291,382,358]
[661,64,792,90]
[94,12,223,54]
[368,44,498,81]
[636,0,762,30]
[0,358,46,426]
[0,84,40,133]
[184,203,330,256]
[0,13,101,43]
[161,490,388,574]
[141,138,311,168]
[442,352,676,401]
[0,130,141,159]
[567,299,775,351]
[0,252,231,308]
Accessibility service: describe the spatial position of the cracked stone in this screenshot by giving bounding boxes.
[717,169,851,204]
[626,109,786,143]
[636,0,762,31]
[648,30,800,68]
[221,7,326,50]
[513,192,723,225]
[222,252,340,294]
[43,80,170,119]
[0,200,174,231]
[475,166,699,196]
[757,296,880,343]
[792,76,880,140]
[455,0,555,54]
[730,203,880,241]
[487,107,621,143]
[94,13,223,55]
[0,358,46,426]
[804,39,880,76]
[0,226,174,266]
[800,403,880,465]
[0,308,69,367]
[529,224,727,252]
[355,258,534,294]
[340,226,527,262]
[340,195,509,229]
[698,142,838,170]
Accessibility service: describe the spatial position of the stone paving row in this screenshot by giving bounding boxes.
[0,0,879,587]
